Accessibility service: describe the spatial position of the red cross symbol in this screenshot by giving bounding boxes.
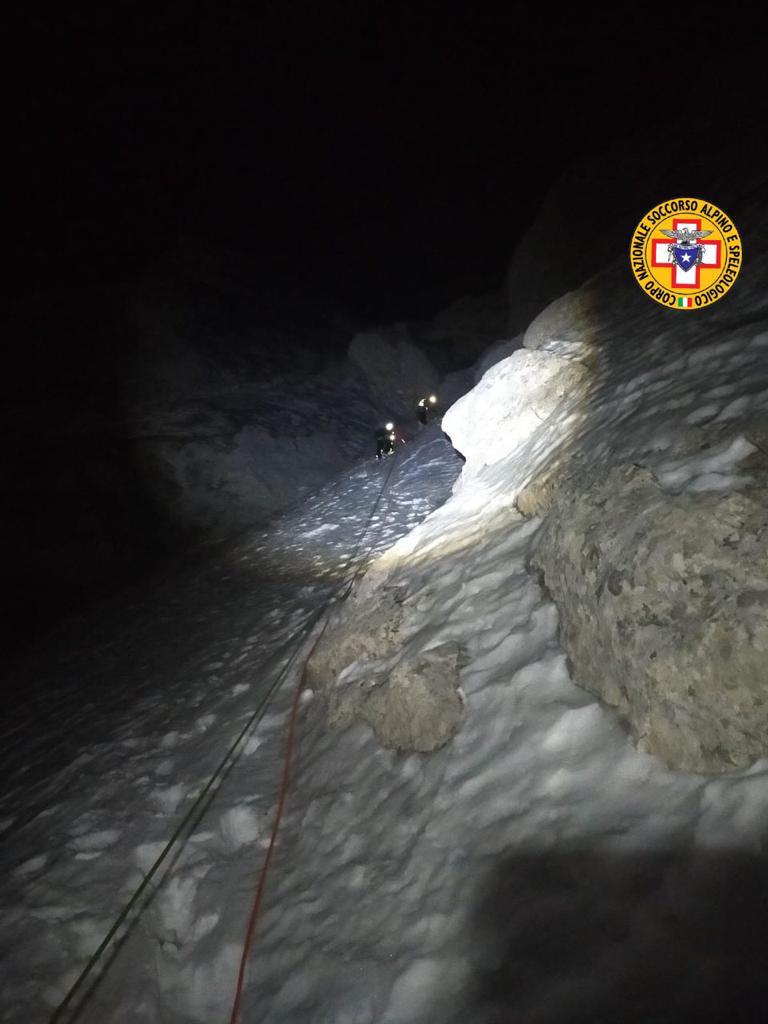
[650,217,722,289]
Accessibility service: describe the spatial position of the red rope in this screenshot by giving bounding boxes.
[229,454,397,1020]
[228,621,327,1024]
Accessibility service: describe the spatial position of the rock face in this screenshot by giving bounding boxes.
[530,461,768,772]
[504,88,768,335]
[441,192,768,773]
[327,645,464,753]
[414,291,510,371]
[308,590,464,753]
[348,323,440,419]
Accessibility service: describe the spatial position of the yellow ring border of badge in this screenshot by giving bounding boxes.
[630,197,742,311]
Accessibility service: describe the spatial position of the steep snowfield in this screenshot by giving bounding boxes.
[0,428,461,1023]
[3,200,768,1022]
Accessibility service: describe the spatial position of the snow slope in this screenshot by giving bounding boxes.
[3,199,768,1022]
[0,427,461,1023]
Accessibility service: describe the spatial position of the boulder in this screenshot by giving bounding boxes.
[308,590,464,753]
[530,462,768,773]
[327,644,464,754]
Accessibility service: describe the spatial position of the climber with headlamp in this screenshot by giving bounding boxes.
[376,422,397,459]
[417,394,437,425]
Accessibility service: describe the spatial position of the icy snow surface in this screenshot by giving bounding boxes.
[3,286,768,1022]
[0,427,460,1023]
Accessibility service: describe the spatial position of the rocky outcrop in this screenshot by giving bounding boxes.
[529,459,768,772]
[502,251,768,775]
[443,194,768,773]
[308,590,464,753]
[326,644,464,753]
[505,92,768,335]
[415,291,510,371]
[348,323,440,419]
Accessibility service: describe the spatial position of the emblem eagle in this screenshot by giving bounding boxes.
[660,227,712,245]
[660,227,712,269]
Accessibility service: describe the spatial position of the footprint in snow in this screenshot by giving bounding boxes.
[191,912,220,942]
[13,853,48,878]
[134,841,168,873]
[219,805,260,852]
[152,785,186,815]
[70,829,121,853]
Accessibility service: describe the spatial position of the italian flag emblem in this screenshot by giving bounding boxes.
[677,296,692,308]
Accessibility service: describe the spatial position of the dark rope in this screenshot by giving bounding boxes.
[49,447,401,1022]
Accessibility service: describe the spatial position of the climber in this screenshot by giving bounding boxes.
[376,422,397,459]
[417,394,438,425]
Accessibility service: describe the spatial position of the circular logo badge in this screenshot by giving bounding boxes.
[630,198,742,309]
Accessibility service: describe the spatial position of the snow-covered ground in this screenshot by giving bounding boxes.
[0,427,461,1023]
[3,228,768,1022]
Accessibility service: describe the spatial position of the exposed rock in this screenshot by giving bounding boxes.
[523,288,601,364]
[327,644,464,753]
[348,323,440,418]
[474,225,768,776]
[415,291,510,370]
[504,92,768,334]
[306,590,406,691]
[308,591,464,753]
[530,462,768,773]
[514,469,560,518]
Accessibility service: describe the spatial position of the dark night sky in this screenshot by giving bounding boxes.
[9,3,764,318]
